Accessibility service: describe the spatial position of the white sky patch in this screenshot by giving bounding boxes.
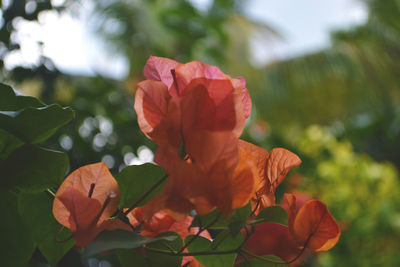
[4,2,128,79]
[247,0,368,65]
[5,0,368,77]
[189,0,213,12]
[123,146,154,166]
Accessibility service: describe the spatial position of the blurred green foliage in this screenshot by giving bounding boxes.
[253,0,400,168]
[266,125,400,266]
[0,83,74,267]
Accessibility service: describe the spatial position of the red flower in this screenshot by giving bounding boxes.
[284,194,340,252]
[141,143,257,220]
[242,222,301,263]
[243,194,340,263]
[134,57,256,219]
[52,162,130,247]
[127,207,210,267]
[238,140,301,214]
[135,56,251,155]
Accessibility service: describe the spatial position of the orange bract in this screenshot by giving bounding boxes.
[134,56,256,218]
[143,56,182,90]
[134,56,251,149]
[242,222,301,263]
[52,162,129,247]
[238,140,301,213]
[284,194,341,252]
[141,142,256,219]
[135,80,181,150]
[243,195,340,264]
[127,207,210,267]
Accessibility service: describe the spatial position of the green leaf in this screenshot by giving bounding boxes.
[0,104,75,144]
[235,258,279,267]
[117,249,148,267]
[147,231,183,267]
[186,230,243,267]
[0,83,44,111]
[228,202,252,236]
[253,206,288,226]
[0,128,23,161]
[191,208,225,228]
[18,192,74,266]
[116,163,166,208]
[0,192,36,267]
[0,144,69,193]
[83,230,177,258]
[191,202,252,234]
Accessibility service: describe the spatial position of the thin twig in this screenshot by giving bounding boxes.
[123,174,168,215]
[238,251,251,267]
[55,226,73,243]
[211,230,230,250]
[250,198,261,217]
[241,232,312,265]
[46,188,56,198]
[146,246,238,257]
[178,212,222,253]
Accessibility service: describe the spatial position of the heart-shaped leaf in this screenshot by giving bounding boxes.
[18,192,74,266]
[0,83,44,111]
[116,163,166,208]
[187,230,242,267]
[0,144,69,193]
[252,206,288,226]
[84,230,177,257]
[0,104,74,144]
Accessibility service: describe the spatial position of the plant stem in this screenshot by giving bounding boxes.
[241,232,311,265]
[178,212,222,253]
[123,174,168,215]
[241,250,286,264]
[146,246,238,257]
[46,188,56,197]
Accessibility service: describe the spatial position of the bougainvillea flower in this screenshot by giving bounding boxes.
[141,143,257,220]
[134,56,251,152]
[242,222,301,263]
[281,191,312,214]
[284,194,341,252]
[238,140,301,214]
[53,162,130,247]
[135,56,257,219]
[143,56,251,119]
[242,195,339,264]
[127,207,210,267]
[143,56,182,90]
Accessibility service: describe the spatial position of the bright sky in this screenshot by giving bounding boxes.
[4,0,367,79]
[247,0,367,64]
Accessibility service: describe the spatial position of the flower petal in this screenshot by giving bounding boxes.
[175,61,228,96]
[238,140,269,213]
[290,198,341,252]
[134,80,181,148]
[238,140,269,192]
[242,222,301,262]
[143,56,182,89]
[53,162,122,247]
[232,76,252,119]
[266,148,302,191]
[219,156,257,212]
[128,207,209,267]
[181,78,238,133]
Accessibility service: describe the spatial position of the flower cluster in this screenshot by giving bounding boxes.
[52,56,340,265]
[134,56,255,219]
[242,193,340,264]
